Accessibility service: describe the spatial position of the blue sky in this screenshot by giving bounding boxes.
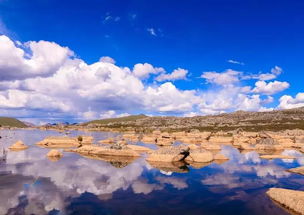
[0,0,304,123]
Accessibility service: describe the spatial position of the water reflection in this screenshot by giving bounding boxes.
[0,129,303,214]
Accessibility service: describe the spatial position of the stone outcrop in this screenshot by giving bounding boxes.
[288,166,304,175]
[266,188,304,215]
[146,146,190,163]
[81,154,138,168]
[80,136,94,144]
[36,136,80,148]
[9,140,28,151]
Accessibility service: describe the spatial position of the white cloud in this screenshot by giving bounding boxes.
[132,63,165,79]
[0,35,72,81]
[251,66,283,81]
[252,80,289,95]
[227,59,244,65]
[155,68,188,82]
[99,56,115,64]
[0,35,295,122]
[278,93,304,109]
[201,69,242,86]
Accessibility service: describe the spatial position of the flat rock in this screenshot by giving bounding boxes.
[71,145,140,157]
[37,136,79,148]
[47,149,63,157]
[266,188,304,215]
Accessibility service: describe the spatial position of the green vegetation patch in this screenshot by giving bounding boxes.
[0,117,27,128]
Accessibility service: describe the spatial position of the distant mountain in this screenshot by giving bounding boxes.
[0,117,28,128]
[83,107,304,132]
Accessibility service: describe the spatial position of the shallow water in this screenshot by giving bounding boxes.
[0,129,304,215]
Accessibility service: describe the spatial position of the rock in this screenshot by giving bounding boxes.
[47,149,63,158]
[201,143,221,150]
[146,146,190,163]
[260,154,295,159]
[188,144,200,150]
[98,138,115,144]
[81,136,94,144]
[208,136,233,145]
[185,148,214,163]
[288,166,304,175]
[214,153,229,160]
[36,136,79,148]
[70,145,140,157]
[9,140,28,151]
[141,135,157,144]
[155,137,173,146]
[266,188,304,215]
[127,145,151,153]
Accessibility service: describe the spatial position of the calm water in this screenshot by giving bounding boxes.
[0,129,304,215]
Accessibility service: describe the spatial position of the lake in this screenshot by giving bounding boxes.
[0,129,303,215]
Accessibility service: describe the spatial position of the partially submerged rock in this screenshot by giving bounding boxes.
[288,166,304,175]
[185,148,214,163]
[146,146,190,163]
[47,149,63,157]
[9,140,28,151]
[37,136,79,148]
[260,154,295,160]
[70,145,140,157]
[47,149,63,161]
[266,188,304,215]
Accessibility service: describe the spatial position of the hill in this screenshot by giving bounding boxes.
[83,114,148,125]
[0,117,28,128]
[83,107,304,132]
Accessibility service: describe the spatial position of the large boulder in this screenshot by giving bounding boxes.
[146,146,190,163]
[266,188,304,215]
[9,140,28,151]
[98,138,115,144]
[185,148,214,163]
[36,136,79,148]
[80,136,94,145]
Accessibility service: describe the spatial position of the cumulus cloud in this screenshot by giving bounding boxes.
[201,69,242,86]
[0,35,72,81]
[278,93,304,109]
[155,68,188,82]
[252,80,289,95]
[99,56,115,64]
[251,66,283,81]
[132,63,165,79]
[0,35,295,122]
